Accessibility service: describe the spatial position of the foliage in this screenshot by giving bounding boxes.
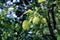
[0,0,60,40]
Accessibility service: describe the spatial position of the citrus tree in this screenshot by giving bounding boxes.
[0,0,60,40]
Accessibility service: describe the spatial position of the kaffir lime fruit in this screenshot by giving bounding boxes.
[38,0,46,3]
[22,20,30,30]
[33,16,40,25]
[42,18,46,24]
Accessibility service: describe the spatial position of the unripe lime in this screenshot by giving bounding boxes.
[42,18,46,24]
[22,20,30,30]
[33,17,40,25]
[38,0,46,3]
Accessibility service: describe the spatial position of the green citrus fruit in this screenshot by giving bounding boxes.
[33,16,40,25]
[22,20,30,30]
[42,18,46,24]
